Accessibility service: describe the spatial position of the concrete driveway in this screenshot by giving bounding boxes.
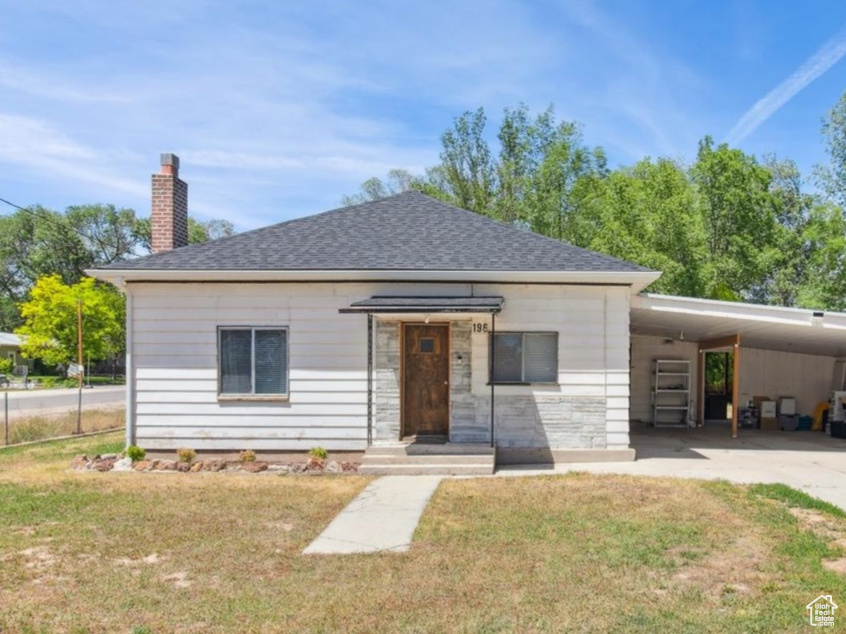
[501,423,846,510]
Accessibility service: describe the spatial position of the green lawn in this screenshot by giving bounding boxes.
[1,433,845,632]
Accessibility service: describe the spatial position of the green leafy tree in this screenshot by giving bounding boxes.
[343,104,604,234]
[132,217,236,253]
[437,107,497,215]
[569,158,708,296]
[65,204,140,266]
[493,104,605,237]
[16,275,125,373]
[794,201,846,310]
[341,169,423,206]
[748,156,815,306]
[817,90,846,206]
[690,137,777,299]
[0,207,92,330]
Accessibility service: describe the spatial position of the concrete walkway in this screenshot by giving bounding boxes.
[303,475,443,554]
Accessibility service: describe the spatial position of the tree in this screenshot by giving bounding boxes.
[690,137,777,299]
[343,104,605,234]
[748,156,815,306]
[340,169,423,206]
[794,201,846,310]
[437,108,497,215]
[0,207,92,331]
[817,90,846,206]
[65,204,140,266]
[132,216,236,253]
[16,275,125,373]
[569,158,708,297]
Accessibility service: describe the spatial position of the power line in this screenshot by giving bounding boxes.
[0,195,96,242]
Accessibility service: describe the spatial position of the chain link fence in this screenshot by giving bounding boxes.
[2,389,125,446]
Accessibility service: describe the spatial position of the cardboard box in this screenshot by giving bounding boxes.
[752,395,772,424]
[760,401,777,418]
[760,417,779,431]
[778,397,796,416]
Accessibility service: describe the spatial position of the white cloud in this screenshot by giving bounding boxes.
[726,23,846,145]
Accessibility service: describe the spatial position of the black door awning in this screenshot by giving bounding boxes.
[339,296,504,314]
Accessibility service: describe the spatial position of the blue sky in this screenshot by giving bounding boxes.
[1,1,846,230]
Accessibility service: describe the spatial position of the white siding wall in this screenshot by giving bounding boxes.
[470,284,631,450]
[132,282,373,451]
[129,281,631,451]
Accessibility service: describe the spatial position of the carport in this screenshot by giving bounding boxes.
[629,294,846,438]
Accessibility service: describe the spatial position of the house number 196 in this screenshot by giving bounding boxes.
[472,323,489,333]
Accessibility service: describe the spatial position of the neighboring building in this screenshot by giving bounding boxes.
[0,332,27,370]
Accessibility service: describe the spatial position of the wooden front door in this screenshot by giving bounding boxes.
[403,324,449,437]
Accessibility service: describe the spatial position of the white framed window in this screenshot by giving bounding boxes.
[218,327,288,396]
[491,332,558,384]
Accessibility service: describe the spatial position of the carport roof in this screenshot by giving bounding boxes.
[631,293,846,357]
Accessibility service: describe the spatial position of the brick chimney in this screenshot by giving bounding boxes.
[150,153,188,254]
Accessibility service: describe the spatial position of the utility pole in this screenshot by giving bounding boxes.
[76,298,83,434]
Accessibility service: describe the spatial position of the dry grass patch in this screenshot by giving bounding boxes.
[2,438,846,632]
[5,407,124,445]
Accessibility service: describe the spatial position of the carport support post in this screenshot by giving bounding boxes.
[732,342,740,439]
[367,313,373,447]
[697,350,705,426]
[490,313,496,448]
[698,335,741,438]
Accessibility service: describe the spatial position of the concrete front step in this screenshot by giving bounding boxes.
[366,443,495,456]
[360,443,496,475]
[358,463,494,476]
[362,453,494,465]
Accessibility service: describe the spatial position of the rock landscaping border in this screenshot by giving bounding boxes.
[71,454,359,475]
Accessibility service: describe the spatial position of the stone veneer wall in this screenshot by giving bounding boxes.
[373,321,400,442]
[449,322,486,442]
[372,319,607,449]
[482,396,607,448]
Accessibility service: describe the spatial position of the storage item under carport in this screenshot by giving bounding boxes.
[755,398,777,430]
[831,421,846,439]
[778,397,796,416]
[760,417,779,431]
[779,414,798,431]
[739,406,757,428]
[759,400,777,418]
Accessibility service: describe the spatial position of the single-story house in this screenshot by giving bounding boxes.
[90,155,846,467]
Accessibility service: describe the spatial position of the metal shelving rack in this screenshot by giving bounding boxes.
[652,359,691,428]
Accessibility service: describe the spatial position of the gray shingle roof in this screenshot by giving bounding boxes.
[109,191,652,273]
